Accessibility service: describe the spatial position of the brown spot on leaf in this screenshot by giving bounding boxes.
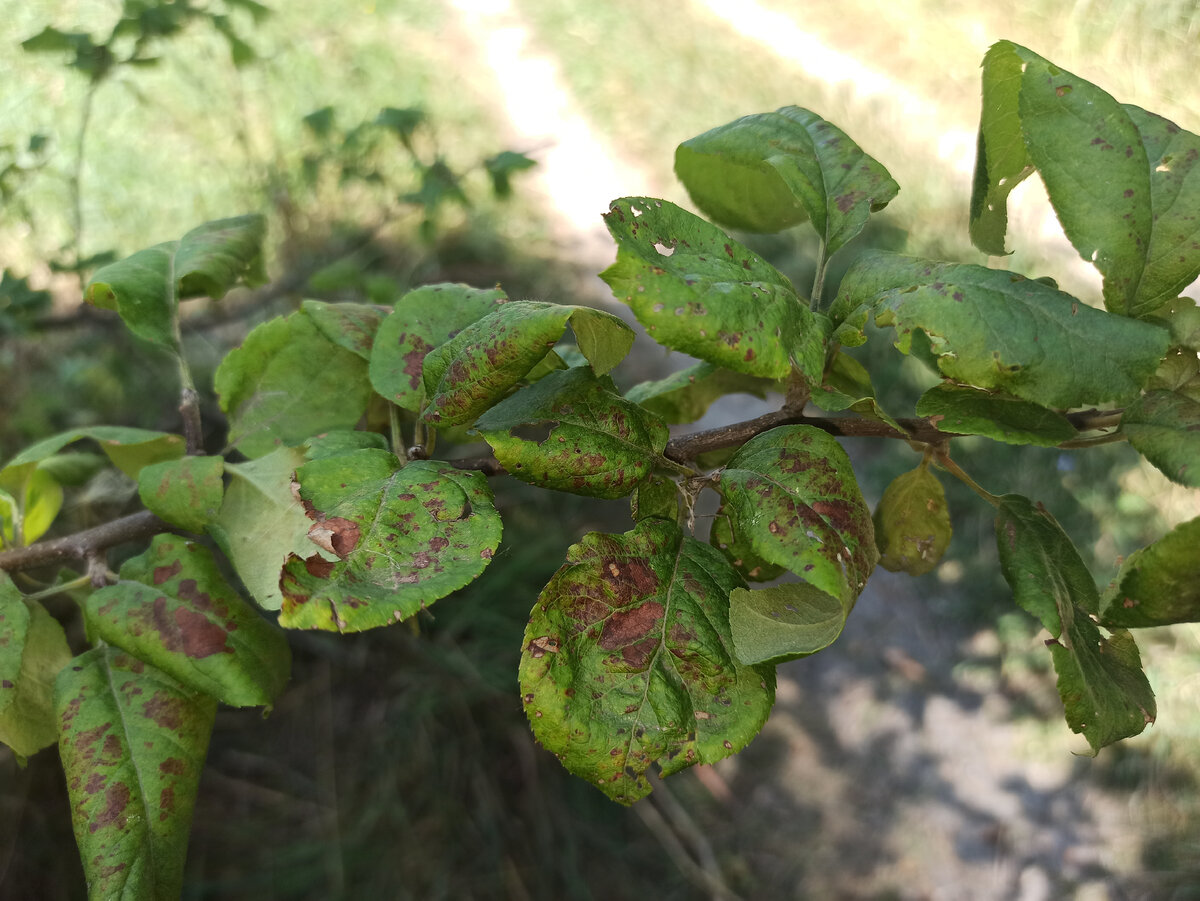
[527,636,561,658]
[304,554,336,578]
[599,601,664,651]
[153,561,182,585]
[90,782,131,833]
[600,557,658,604]
[143,693,185,730]
[159,757,187,775]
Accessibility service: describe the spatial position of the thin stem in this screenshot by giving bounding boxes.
[389,404,409,464]
[1057,431,1127,449]
[935,451,1001,507]
[810,237,828,311]
[19,574,93,603]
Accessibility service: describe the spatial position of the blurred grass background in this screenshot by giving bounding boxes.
[2,0,1200,898]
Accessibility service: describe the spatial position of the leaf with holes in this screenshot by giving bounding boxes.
[137,455,225,533]
[995,494,1155,751]
[624,361,780,424]
[279,451,502,631]
[476,367,668,498]
[832,252,1169,407]
[1121,389,1200,486]
[1100,516,1200,628]
[972,41,1200,318]
[675,106,899,252]
[873,465,952,575]
[0,577,72,757]
[56,647,215,900]
[215,309,372,458]
[208,446,328,611]
[86,535,291,707]
[600,197,826,380]
[369,284,507,411]
[85,214,265,349]
[519,518,774,804]
[422,301,634,427]
[915,383,1077,446]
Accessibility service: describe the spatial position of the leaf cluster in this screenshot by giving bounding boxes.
[1,40,1199,897]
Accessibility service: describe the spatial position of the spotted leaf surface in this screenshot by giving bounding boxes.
[675,106,899,253]
[279,452,502,631]
[915,383,1076,447]
[301,299,388,360]
[1121,389,1200,486]
[519,518,774,805]
[215,309,372,458]
[1100,516,1200,628]
[873,465,952,576]
[624,361,780,424]
[56,647,215,900]
[476,367,668,498]
[87,536,291,707]
[85,214,265,349]
[832,252,1169,408]
[369,284,507,411]
[995,494,1155,751]
[600,197,826,381]
[137,455,225,533]
[421,301,634,427]
[972,42,1200,318]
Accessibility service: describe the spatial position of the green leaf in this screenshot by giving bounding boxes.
[519,518,774,804]
[375,106,425,144]
[421,301,633,427]
[0,464,62,546]
[35,452,108,486]
[833,252,1169,408]
[1157,297,1200,352]
[1121,389,1200,486]
[709,507,785,582]
[915,383,1077,446]
[675,106,899,251]
[87,536,291,706]
[476,367,669,498]
[56,647,216,900]
[600,197,826,380]
[484,150,536,199]
[369,284,507,411]
[630,476,678,523]
[717,425,876,604]
[215,310,372,458]
[279,453,502,631]
[301,299,388,360]
[0,578,72,757]
[5,425,184,478]
[137,456,224,533]
[971,42,1200,318]
[995,494,1155,751]
[303,429,389,460]
[873,465,952,575]
[1100,516,1200,627]
[728,582,845,665]
[85,215,265,349]
[625,362,779,424]
[302,106,336,138]
[208,446,326,611]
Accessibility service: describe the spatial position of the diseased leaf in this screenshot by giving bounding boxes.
[675,106,899,252]
[995,494,1155,751]
[971,41,1200,317]
[710,507,785,583]
[625,362,779,424]
[208,447,327,611]
[476,367,669,498]
[85,215,265,349]
[87,536,291,707]
[279,452,502,631]
[630,476,678,523]
[301,299,388,360]
[137,456,225,533]
[1100,516,1200,627]
[873,465,952,575]
[56,647,215,900]
[915,383,1077,446]
[0,579,72,757]
[600,197,826,381]
[421,301,633,427]
[5,425,184,479]
[369,284,507,411]
[1121,389,1200,486]
[215,309,372,458]
[303,429,389,461]
[728,583,845,665]
[519,518,774,804]
[833,252,1169,407]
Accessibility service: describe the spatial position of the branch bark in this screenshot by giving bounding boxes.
[0,510,165,574]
